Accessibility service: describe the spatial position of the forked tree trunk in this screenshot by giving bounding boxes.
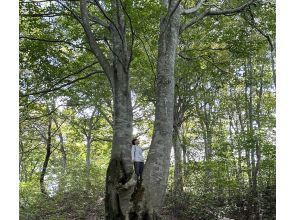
[81,0,181,218]
[79,0,256,218]
[78,1,257,218]
[103,1,135,219]
[128,1,181,218]
[80,0,134,218]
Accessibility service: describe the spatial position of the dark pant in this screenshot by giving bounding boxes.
[134,161,144,180]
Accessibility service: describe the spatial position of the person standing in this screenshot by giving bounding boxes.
[131,138,145,183]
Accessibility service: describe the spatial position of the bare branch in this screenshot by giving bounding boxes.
[89,14,109,28]
[92,137,112,142]
[19,36,91,51]
[119,0,135,70]
[80,0,113,83]
[53,62,99,85]
[134,33,156,76]
[55,0,83,24]
[92,0,124,42]
[181,0,255,33]
[245,8,274,51]
[21,70,102,97]
[206,0,255,16]
[21,13,70,18]
[20,0,80,3]
[182,0,206,15]
[91,0,109,18]
[99,108,113,128]
[180,11,207,33]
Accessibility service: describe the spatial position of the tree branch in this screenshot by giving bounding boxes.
[99,108,113,128]
[21,70,102,97]
[21,61,99,97]
[88,14,109,28]
[92,137,112,142]
[19,36,91,51]
[92,0,124,42]
[80,0,113,83]
[134,33,156,76]
[182,0,206,15]
[53,62,99,85]
[180,11,207,33]
[206,0,255,16]
[21,13,71,18]
[55,0,83,24]
[180,0,255,33]
[119,0,135,70]
[245,8,274,51]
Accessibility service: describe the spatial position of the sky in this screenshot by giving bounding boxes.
[0,0,293,219]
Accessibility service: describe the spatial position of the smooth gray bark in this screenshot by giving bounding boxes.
[141,1,181,216]
[134,2,257,212]
[80,1,134,218]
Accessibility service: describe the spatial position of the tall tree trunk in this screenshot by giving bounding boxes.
[140,1,181,217]
[182,143,187,170]
[79,0,134,218]
[244,61,253,191]
[173,126,183,195]
[253,64,264,218]
[173,87,185,195]
[181,126,187,177]
[86,134,92,182]
[229,114,240,187]
[53,117,67,193]
[270,46,276,88]
[103,1,135,219]
[19,140,24,181]
[235,115,243,185]
[86,108,96,184]
[53,118,67,173]
[40,114,52,196]
[59,130,66,173]
[105,78,134,219]
[245,57,260,218]
[197,101,213,193]
[237,95,252,204]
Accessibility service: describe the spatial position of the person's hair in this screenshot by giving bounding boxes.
[132,138,138,145]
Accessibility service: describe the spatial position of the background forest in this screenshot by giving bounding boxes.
[19,0,275,219]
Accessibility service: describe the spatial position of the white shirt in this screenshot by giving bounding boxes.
[131,145,144,162]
